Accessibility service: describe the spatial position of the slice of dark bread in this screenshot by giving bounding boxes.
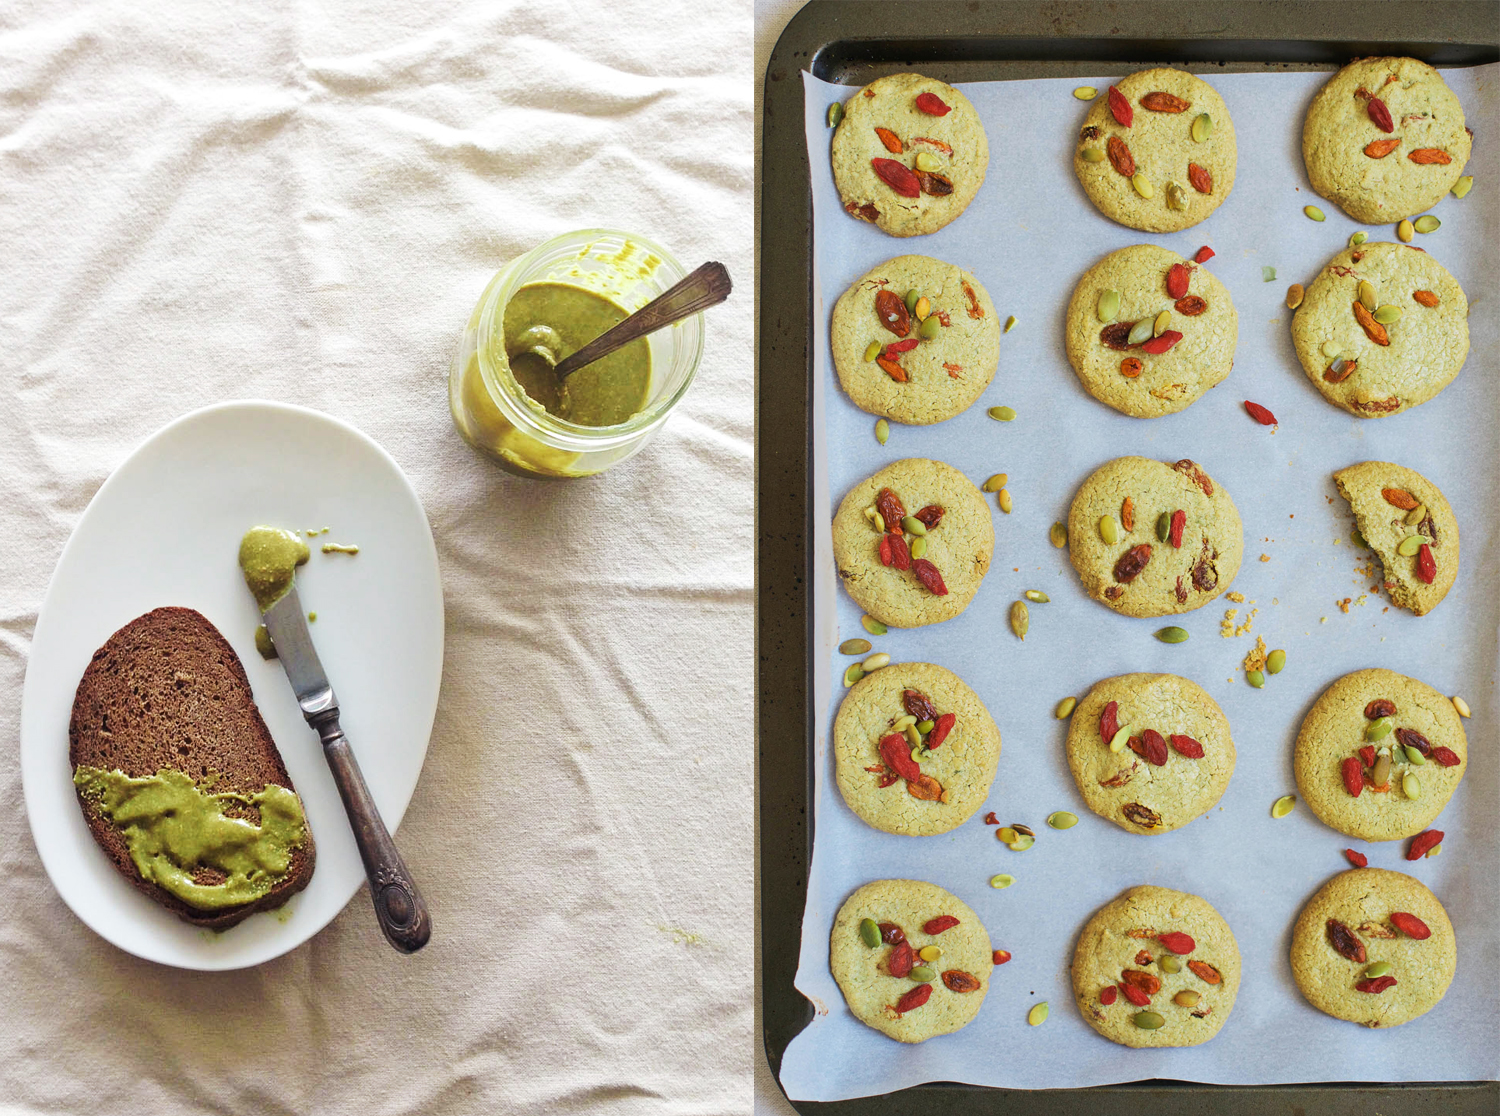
[69,606,315,929]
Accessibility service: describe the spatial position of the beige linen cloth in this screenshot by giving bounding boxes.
[0,1,752,1113]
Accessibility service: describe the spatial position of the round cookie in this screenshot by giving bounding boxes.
[831,73,988,238]
[1071,885,1240,1048]
[1290,868,1456,1028]
[833,458,993,628]
[832,256,1000,424]
[1303,57,1472,224]
[1067,456,1242,617]
[830,879,992,1043]
[1294,668,1467,842]
[834,661,1001,836]
[1333,461,1459,616]
[1073,68,1236,232]
[1064,245,1238,417]
[1066,674,1236,835]
[1292,242,1468,418]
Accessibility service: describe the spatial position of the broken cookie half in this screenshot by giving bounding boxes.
[1333,461,1458,616]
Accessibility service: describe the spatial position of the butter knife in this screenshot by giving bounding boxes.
[263,584,431,952]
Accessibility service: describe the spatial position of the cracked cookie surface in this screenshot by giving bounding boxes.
[1333,461,1458,616]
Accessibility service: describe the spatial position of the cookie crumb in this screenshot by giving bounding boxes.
[1226,591,1245,603]
[1337,598,1352,614]
[1259,554,1271,562]
[1242,636,1268,674]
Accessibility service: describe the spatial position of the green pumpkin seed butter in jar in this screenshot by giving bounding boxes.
[449,229,704,478]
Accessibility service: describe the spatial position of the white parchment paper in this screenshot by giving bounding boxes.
[780,64,1499,1100]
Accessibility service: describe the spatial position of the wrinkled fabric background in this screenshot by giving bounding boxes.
[0,2,752,1113]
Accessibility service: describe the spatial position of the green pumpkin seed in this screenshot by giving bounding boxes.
[874,418,890,445]
[1357,280,1377,311]
[1074,86,1098,100]
[988,406,1016,422]
[839,638,872,656]
[1405,504,1427,525]
[1133,1011,1165,1030]
[1127,318,1154,346]
[1452,175,1474,199]
[1304,205,1326,222]
[991,874,1015,889]
[1010,600,1029,641]
[1159,955,1181,974]
[1373,304,1402,324]
[1414,214,1440,234]
[1396,534,1423,557]
[1364,961,1393,979]
[863,340,883,363]
[1008,833,1035,851]
[1109,725,1133,753]
[1056,696,1077,719]
[1153,310,1171,337]
[917,719,934,734]
[982,473,1009,492]
[1131,173,1154,199]
[1155,626,1190,644]
[827,102,843,128]
[1097,289,1121,323]
[862,652,890,672]
[910,536,928,559]
[1025,590,1050,603]
[1262,266,1277,282]
[1080,147,1106,162]
[1321,340,1343,359]
[1004,315,1017,333]
[1349,230,1369,246]
[1247,669,1265,689]
[858,917,880,947]
[861,615,887,635]
[1156,512,1171,542]
[1397,218,1414,243]
[1352,529,1368,549]
[1047,811,1078,830]
[1453,695,1471,718]
[1405,745,1427,766]
[998,489,1013,514]
[914,315,940,342]
[1173,989,1201,1008]
[1266,648,1287,675]
[914,152,941,173]
[1367,716,1395,740]
[1191,113,1213,142]
[1271,794,1296,818]
[906,728,922,752]
[1371,753,1392,788]
[892,714,917,732]
[904,289,921,315]
[1403,772,1421,800]
[901,516,927,537]
[1165,181,1187,210]
[908,965,936,982]
[843,664,865,688]
[1050,522,1068,548]
[1028,1002,1049,1026]
[1099,515,1119,544]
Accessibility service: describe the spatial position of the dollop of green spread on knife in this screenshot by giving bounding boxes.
[238,525,309,612]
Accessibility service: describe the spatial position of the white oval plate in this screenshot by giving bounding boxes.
[21,401,443,970]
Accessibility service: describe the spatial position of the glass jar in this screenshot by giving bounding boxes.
[448,228,704,478]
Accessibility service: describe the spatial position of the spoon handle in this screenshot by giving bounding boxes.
[554,261,731,380]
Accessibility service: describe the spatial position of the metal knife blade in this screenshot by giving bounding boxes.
[262,585,337,719]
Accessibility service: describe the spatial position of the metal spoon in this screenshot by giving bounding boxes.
[529,261,731,380]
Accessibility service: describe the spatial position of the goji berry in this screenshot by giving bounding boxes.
[1356,976,1398,994]
[1168,735,1203,760]
[927,712,955,749]
[1394,728,1431,756]
[983,812,999,826]
[879,922,906,945]
[917,170,953,196]
[942,970,981,993]
[1166,263,1190,299]
[1118,982,1151,1007]
[877,771,898,788]
[1135,949,1152,965]
[878,534,893,567]
[888,532,911,571]
[875,289,912,337]
[1367,96,1394,133]
[1187,162,1212,194]
[914,92,950,116]
[1156,931,1195,954]
[876,355,907,382]
[1120,969,1162,995]
[1107,85,1132,127]
[1193,246,1215,263]
[914,504,944,529]
[1174,296,1207,316]
[887,940,914,978]
[1140,91,1191,113]
[871,157,921,197]
[1408,148,1453,164]
[874,126,904,154]
[1365,701,1397,723]
[1140,330,1182,355]
[878,732,922,782]
[1326,918,1366,963]
[884,338,919,355]
[993,949,1011,965]
[1099,985,1117,1005]
[1106,135,1134,177]
[1358,745,1376,769]
[1100,701,1119,743]
[923,915,960,935]
[911,558,948,596]
[894,983,931,1014]
[1140,729,1168,766]
[1187,960,1222,984]
[1389,912,1431,940]
[903,689,938,722]
[1099,321,1135,350]
[1169,509,1185,549]
[1431,746,1461,767]
[1416,543,1436,584]
[1342,756,1365,797]
[1406,830,1444,860]
[1113,543,1153,583]
[1244,400,1277,426]
[1120,356,1143,377]
[1344,848,1368,868]
[906,773,943,800]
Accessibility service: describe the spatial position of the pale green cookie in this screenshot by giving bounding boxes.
[1294,668,1466,842]
[1290,868,1455,1028]
[830,879,992,1043]
[831,73,988,238]
[1303,57,1471,224]
[1291,242,1468,417]
[1072,885,1241,1048]
[834,661,1001,836]
[1073,68,1236,232]
[1065,674,1235,835]
[832,256,1000,424]
[1065,245,1237,417]
[1067,457,1242,617]
[833,458,993,628]
[1334,461,1458,616]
